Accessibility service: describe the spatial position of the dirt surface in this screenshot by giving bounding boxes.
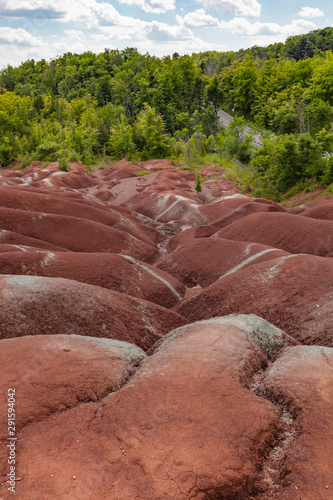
[1,159,333,499]
[0,274,187,349]
[176,253,333,346]
[0,251,185,308]
[281,186,330,209]
[299,201,333,220]
[218,211,333,257]
[0,317,292,499]
[159,238,288,287]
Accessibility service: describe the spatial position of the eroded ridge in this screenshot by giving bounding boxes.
[1,315,298,499]
[1,161,333,499]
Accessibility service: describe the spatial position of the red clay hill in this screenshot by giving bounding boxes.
[0,159,333,499]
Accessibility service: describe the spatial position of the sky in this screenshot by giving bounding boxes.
[0,0,332,69]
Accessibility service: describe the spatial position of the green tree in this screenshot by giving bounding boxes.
[206,75,223,112]
[310,51,333,104]
[195,171,202,192]
[133,104,170,159]
[108,116,136,159]
[231,53,258,114]
[0,137,13,164]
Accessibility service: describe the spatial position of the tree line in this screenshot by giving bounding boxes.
[1,27,333,198]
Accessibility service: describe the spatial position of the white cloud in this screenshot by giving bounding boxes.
[176,9,221,28]
[176,10,318,48]
[136,36,219,56]
[0,0,187,46]
[198,0,261,18]
[0,0,66,19]
[297,7,324,18]
[0,26,43,45]
[145,21,193,41]
[0,26,48,67]
[0,0,154,32]
[0,1,221,68]
[220,17,317,37]
[116,0,175,14]
[64,29,85,41]
[176,9,317,41]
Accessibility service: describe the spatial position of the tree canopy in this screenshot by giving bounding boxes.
[1,27,333,199]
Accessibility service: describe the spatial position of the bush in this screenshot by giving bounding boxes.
[0,137,13,165]
[59,154,70,172]
[34,141,60,161]
[17,152,33,168]
[195,171,202,192]
[321,156,333,185]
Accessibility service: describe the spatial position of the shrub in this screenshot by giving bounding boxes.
[34,141,60,161]
[59,153,70,172]
[0,137,13,165]
[195,171,202,193]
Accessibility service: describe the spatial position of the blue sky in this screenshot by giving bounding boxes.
[0,0,331,68]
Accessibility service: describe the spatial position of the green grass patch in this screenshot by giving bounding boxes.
[136,170,151,176]
[282,180,318,200]
[321,183,333,196]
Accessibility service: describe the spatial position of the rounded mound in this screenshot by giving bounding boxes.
[218,211,333,257]
[0,275,187,350]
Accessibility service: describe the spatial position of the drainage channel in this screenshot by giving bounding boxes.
[245,363,300,499]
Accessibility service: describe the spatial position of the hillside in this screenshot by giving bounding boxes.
[0,159,333,499]
[1,27,333,201]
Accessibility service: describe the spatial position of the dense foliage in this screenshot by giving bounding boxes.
[0,49,220,166]
[1,27,333,198]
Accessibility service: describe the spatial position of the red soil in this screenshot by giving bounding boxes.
[0,161,333,500]
[0,251,185,308]
[218,211,333,257]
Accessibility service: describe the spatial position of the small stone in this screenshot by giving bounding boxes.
[73,476,76,480]
[63,348,70,352]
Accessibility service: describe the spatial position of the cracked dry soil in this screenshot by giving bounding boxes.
[0,162,333,499]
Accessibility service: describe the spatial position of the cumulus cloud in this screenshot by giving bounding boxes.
[0,1,221,68]
[176,10,317,47]
[198,0,261,18]
[116,0,175,14]
[0,0,142,29]
[177,8,317,39]
[136,35,219,56]
[0,0,66,19]
[0,0,88,31]
[297,7,324,18]
[0,26,43,45]
[145,21,193,42]
[219,17,317,37]
[176,9,221,28]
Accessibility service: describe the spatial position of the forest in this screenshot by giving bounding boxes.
[1,26,333,200]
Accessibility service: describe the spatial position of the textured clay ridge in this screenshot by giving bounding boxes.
[0,161,332,499]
